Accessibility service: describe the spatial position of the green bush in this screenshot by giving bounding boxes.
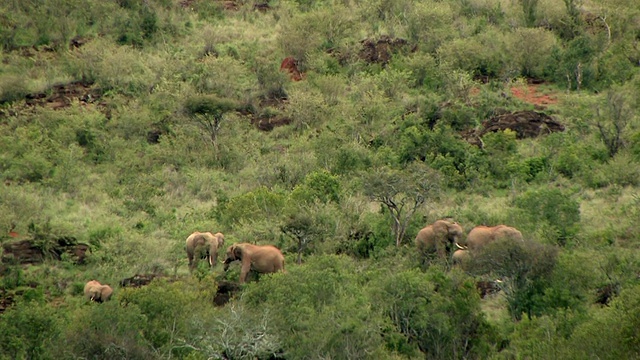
[513,187,580,246]
[290,170,341,204]
[214,187,287,229]
[373,268,498,359]
[242,255,391,358]
[466,239,559,320]
[0,300,60,360]
[62,301,152,359]
[118,279,207,353]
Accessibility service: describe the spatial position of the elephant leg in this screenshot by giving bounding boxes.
[188,256,195,273]
[239,262,251,284]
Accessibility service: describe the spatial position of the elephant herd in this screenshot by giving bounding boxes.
[84,231,286,304]
[414,219,524,265]
[185,231,286,283]
[84,222,517,303]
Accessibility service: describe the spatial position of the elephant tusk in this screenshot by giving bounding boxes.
[455,243,467,250]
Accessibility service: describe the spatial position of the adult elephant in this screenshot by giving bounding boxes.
[223,243,285,284]
[415,219,465,259]
[464,225,523,250]
[186,231,225,272]
[84,280,113,303]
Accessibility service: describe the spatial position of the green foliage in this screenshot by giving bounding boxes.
[466,239,559,320]
[118,280,207,352]
[214,187,287,229]
[242,255,391,358]
[548,35,598,90]
[481,129,520,185]
[1,1,640,358]
[553,285,640,359]
[373,268,498,359]
[290,170,341,204]
[0,300,60,360]
[513,187,580,246]
[184,95,238,118]
[63,300,153,359]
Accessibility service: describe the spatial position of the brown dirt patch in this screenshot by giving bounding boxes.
[24,81,103,110]
[1,238,91,265]
[510,84,558,108]
[359,35,414,65]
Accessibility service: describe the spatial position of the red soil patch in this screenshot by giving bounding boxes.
[510,84,558,107]
[280,56,304,81]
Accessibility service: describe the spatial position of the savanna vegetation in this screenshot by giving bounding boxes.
[1,0,640,359]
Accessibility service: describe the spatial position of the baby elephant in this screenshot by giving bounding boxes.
[84,280,113,303]
[223,243,285,284]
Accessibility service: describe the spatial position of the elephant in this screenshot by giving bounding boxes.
[463,225,524,251]
[452,249,471,265]
[223,243,285,284]
[185,231,225,272]
[415,219,465,259]
[84,280,113,303]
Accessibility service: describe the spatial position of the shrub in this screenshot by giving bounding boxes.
[290,170,341,204]
[466,239,559,320]
[373,268,498,359]
[214,187,287,229]
[0,300,60,360]
[117,280,206,353]
[242,255,391,358]
[513,187,580,246]
[62,301,152,359]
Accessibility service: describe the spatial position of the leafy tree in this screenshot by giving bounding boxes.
[280,209,320,265]
[0,300,60,360]
[373,268,498,359]
[466,239,559,321]
[242,255,391,358]
[513,187,580,246]
[362,163,441,247]
[184,95,238,152]
[62,301,152,360]
[595,87,635,158]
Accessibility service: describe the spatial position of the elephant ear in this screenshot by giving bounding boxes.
[216,233,225,248]
[233,245,243,259]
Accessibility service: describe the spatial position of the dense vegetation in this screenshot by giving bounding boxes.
[1,0,640,359]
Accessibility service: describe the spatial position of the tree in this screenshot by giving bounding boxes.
[183,95,237,152]
[466,239,559,321]
[595,88,634,158]
[373,268,498,359]
[362,163,441,247]
[280,210,320,265]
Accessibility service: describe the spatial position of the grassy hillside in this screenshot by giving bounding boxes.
[1,0,640,359]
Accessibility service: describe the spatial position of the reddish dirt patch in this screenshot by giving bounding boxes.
[510,84,558,108]
[280,56,304,81]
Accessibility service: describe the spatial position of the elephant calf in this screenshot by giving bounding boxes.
[84,280,113,303]
[223,243,285,284]
[185,231,225,272]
